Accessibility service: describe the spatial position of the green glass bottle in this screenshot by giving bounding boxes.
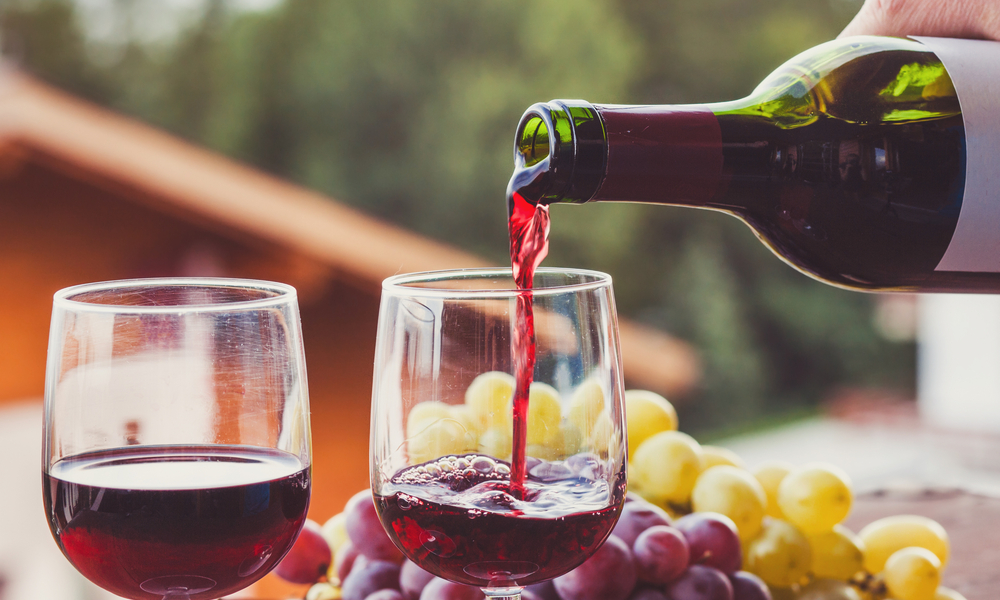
[508,36,1000,292]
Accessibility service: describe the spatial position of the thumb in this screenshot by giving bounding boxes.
[839,0,999,40]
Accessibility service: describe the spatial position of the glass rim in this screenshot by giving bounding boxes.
[52,277,298,313]
[382,267,613,298]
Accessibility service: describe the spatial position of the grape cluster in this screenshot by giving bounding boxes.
[405,371,620,466]
[544,496,768,600]
[275,378,968,600]
[279,489,515,600]
[624,392,966,600]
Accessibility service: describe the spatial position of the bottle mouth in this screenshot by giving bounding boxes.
[507,100,607,206]
[517,113,550,169]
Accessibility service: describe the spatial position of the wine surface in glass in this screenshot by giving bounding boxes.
[44,445,310,600]
[374,453,625,587]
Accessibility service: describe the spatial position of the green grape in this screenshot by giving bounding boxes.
[407,418,475,464]
[526,443,562,460]
[521,382,562,445]
[807,524,865,580]
[753,460,793,520]
[624,390,678,459]
[630,430,703,505]
[588,411,623,459]
[565,377,605,432]
[744,519,813,587]
[858,515,950,574]
[306,582,341,600]
[465,371,515,432]
[934,586,968,600]
[777,462,853,534]
[477,426,513,460]
[447,404,479,437]
[320,512,349,554]
[559,420,585,456]
[883,547,941,600]
[406,400,452,438]
[530,420,584,460]
[701,445,746,471]
[691,465,767,542]
[798,579,863,600]
[769,586,799,600]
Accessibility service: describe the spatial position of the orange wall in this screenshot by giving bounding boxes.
[0,160,377,520]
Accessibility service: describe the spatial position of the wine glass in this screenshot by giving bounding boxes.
[43,278,312,600]
[370,268,627,600]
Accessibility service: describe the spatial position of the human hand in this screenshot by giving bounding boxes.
[839,0,1000,40]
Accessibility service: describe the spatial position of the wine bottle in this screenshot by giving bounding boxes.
[507,36,1000,293]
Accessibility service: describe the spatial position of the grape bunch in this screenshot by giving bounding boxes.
[406,371,622,466]
[623,391,966,600]
[275,380,968,600]
[546,495,774,600]
[277,489,512,600]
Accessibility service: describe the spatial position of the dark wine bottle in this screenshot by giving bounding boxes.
[507,36,1000,293]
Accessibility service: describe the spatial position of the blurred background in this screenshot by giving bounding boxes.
[0,0,911,433]
[2,0,999,598]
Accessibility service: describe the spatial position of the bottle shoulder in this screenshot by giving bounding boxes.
[716,36,960,128]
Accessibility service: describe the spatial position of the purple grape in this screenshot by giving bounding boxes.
[553,535,637,600]
[629,588,669,600]
[520,591,542,600]
[667,565,733,600]
[673,513,742,574]
[366,591,405,600]
[345,490,404,561]
[341,559,401,600]
[728,572,770,600]
[336,540,361,583]
[625,491,647,503]
[525,580,560,600]
[399,560,436,600]
[274,519,332,584]
[418,577,484,600]
[634,525,690,585]
[613,501,673,548]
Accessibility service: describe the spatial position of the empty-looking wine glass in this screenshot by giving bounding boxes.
[43,278,312,600]
[371,268,627,600]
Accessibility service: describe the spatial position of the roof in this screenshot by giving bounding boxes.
[0,65,700,396]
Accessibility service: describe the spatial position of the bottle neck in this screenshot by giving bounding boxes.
[591,103,728,206]
[508,99,753,211]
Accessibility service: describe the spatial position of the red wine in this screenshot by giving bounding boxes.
[374,453,626,587]
[507,36,1000,292]
[507,190,551,494]
[44,445,310,600]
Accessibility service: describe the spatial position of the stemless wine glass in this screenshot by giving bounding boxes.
[43,278,312,600]
[371,268,627,600]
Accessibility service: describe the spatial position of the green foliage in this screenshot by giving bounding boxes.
[1,0,914,434]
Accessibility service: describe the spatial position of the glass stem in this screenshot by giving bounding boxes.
[483,587,522,600]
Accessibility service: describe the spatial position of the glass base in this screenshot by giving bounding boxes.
[140,575,216,600]
[482,588,522,600]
